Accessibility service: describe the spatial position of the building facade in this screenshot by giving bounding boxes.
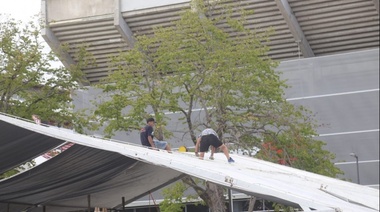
[42,0,379,210]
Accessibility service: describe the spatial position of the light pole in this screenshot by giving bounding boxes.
[350,152,360,184]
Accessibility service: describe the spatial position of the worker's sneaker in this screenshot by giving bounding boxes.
[228,157,235,163]
[209,156,214,160]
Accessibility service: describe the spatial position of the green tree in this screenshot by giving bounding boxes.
[0,15,88,178]
[0,15,86,121]
[90,0,343,211]
[92,34,173,139]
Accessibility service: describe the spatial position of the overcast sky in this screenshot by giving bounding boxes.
[0,0,64,68]
[0,0,41,21]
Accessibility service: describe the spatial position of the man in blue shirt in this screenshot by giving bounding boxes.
[140,117,171,152]
[195,128,235,163]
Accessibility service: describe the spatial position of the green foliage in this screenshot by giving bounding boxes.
[273,202,300,212]
[150,0,285,145]
[0,15,89,176]
[160,181,205,212]
[255,103,343,177]
[87,0,343,210]
[0,15,84,122]
[160,182,187,212]
[90,33,176,138]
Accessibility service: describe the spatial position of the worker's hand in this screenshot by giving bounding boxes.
[149,146,158,151]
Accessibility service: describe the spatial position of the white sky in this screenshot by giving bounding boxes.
[0,0,41,21]
[0,0,63,68]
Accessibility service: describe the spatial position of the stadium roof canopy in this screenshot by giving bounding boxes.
[0,113,379,212]
[41,0,380,85]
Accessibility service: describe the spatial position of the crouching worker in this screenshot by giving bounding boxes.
[195,128,234,163]
[140,117,171,152]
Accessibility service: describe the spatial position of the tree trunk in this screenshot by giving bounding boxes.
[182,176,226,212]
[154,126,164,141]
[248,196,256,212]
[205,182,226,212]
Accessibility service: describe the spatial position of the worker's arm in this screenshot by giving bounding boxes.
[148,135,155,149]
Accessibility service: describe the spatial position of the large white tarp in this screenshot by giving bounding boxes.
[0,113,378,212]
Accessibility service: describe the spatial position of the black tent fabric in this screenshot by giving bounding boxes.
[0,120,183,212]
[0,144,137,203]
[0,120,65,174]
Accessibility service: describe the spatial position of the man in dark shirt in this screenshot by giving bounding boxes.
[140,117,155,147]
[140,117,171,152]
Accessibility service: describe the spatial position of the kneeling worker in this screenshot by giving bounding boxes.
[195,128,234,163]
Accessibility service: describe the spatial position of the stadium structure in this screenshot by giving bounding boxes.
[0,0,379,211]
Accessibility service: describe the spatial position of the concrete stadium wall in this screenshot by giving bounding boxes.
[72,49,379,188]
[277,49,379,188]
[45,0,189,22]
[46,0,114,21]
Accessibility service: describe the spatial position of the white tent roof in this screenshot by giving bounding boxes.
[0,113,378,212]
